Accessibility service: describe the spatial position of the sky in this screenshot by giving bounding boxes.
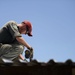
[0,0,75,62]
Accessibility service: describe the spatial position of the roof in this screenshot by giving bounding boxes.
[0,58,75,75]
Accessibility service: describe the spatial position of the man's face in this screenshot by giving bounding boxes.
[21,30,26,34]
[20,23,29,35]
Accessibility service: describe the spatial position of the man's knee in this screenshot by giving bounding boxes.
[18,45,25,53]
[19,45,24,50]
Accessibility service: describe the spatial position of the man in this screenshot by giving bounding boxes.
[0,20,33,61]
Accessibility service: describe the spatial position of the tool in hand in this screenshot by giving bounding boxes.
[25,48,33,62]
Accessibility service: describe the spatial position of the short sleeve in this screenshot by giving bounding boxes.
[6,21,22,38]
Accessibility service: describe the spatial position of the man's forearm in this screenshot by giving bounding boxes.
[16,36,31,48]
[19,54,25,60]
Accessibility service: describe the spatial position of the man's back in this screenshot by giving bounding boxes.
[0,21,21,44]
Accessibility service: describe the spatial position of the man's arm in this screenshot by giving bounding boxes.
[16,36,31,49]
[19,54,25,60]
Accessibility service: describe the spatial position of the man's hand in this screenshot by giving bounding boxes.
[28,47,33,51]
[27,47,33,58]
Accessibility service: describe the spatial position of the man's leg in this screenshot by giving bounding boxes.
[0,44,25,60]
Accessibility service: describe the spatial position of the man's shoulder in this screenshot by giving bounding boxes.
[4,20,17,27]
[6,20,17,24]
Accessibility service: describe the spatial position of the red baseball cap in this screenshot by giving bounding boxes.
[22,20,33,36]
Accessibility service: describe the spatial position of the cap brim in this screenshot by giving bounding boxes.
[28,33,33,37]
